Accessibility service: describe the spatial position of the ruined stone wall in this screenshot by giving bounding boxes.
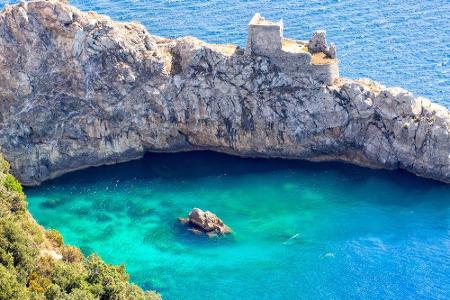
[246,24,282,56]
[271,52,339,84]
[245,13,283,57]
[310,63,339,85]
[244,13,338,84]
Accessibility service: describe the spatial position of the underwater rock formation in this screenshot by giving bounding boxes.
[0,0,449,185]
[179,208,232,237]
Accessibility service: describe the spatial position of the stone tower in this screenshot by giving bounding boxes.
[243,13,339,84]
[245,13,284,56]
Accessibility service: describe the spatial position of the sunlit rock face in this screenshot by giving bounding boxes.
[0,0,448,185]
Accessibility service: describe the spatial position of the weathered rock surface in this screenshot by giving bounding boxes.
[0,0,449,185]
[179,208,232,237]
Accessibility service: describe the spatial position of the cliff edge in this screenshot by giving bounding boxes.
[0,0,449,185]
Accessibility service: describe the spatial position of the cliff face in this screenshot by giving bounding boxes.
[0,0,449,185]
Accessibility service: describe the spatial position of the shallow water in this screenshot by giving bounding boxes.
[2,0,449,298]
[26,152,450,299]
[1,0,449,105]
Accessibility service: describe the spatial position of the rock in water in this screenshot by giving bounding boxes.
[179,208,232,237]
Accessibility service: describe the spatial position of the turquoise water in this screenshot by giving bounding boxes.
[1,0,448,105]
[2,0,449,298]
[26,152,450,299]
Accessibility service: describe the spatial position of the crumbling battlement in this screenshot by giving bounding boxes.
[245,13,339,85]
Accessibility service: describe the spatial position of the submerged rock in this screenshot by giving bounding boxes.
[179,208,232,237]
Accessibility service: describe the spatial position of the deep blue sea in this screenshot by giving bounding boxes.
[1,0,449,105]
[1,0,449,299]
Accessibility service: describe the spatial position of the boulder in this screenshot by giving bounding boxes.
[179,208,232,237]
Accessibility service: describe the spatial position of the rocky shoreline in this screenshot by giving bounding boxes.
[0,0,449,185]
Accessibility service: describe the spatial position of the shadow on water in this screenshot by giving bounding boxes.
[141,218,235,254]
[40,197,71,209]
[33,151,445,185]
[173,219,236,246]
[27,151,449,207]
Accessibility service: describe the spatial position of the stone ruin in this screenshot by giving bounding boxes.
[244,13,339,84]
[308,30,337,59]
[245,13,284,57]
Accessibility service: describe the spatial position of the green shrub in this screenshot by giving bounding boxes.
[64,288,96,300]
[45,230,64,248]
[0,247,14,268]
[61,246,83,263]
[19,218,44,245]
[85,254,127,298]
[43,284,62,300]
[10,195,26,213]
[0,219,37,282]
[4,174,23,194]
[0,264,29,300]
[50,260,87,293]
[0,157,10,174]
[28,272,52,293]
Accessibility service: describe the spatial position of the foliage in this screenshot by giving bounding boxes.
[4,174,23,194]
[0,158,10,174]
[28,272,52,293]
[0,264,28,300]
[0,155,161,300]
[61,246,83,263]
[45,230,64,248]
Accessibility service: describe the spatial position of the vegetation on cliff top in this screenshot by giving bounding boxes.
[0,155,161,300]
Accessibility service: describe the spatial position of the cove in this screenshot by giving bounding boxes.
[25,151,450,299]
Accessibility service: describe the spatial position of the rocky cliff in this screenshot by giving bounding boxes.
[0,0,449,185]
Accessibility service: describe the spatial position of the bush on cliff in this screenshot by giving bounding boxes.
[4,174,23,194]
[0,155,161,300]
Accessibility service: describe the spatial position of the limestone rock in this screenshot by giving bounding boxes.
[40,249,63,260]
[179,208,232,237]
[0,0,448,185]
